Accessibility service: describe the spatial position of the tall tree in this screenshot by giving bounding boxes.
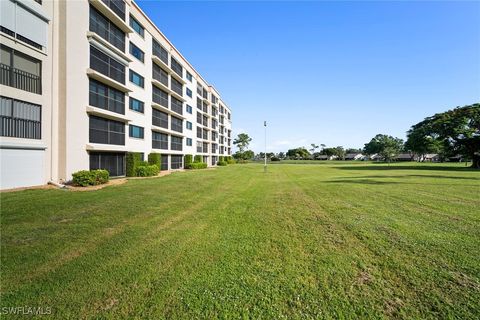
[407,104,480,168]
[287,148,310,159]
[364,134,404,162]
[309,144,319,156]
[233,133,252,153]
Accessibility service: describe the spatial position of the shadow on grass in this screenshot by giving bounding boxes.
[335,165,479,172]
[357,175,480,181]
[324,179,479,187]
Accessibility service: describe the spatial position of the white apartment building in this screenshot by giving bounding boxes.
[0,0,233,189]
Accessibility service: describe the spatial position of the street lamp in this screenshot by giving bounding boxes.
[264,120,267,173]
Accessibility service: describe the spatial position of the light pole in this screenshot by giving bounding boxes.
[264,121,267,173]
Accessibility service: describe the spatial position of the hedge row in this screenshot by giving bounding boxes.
[185,162,207,169]
[72,169,109,187]
[127,152,161,177]
[136,164,159,177]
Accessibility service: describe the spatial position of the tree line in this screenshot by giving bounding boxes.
[232,103,479,168]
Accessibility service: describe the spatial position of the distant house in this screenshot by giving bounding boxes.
[396,153,416,161]
[316,155,328,160]
[423,154,440,162]
[344,153,364,160]
[448,155,463,162]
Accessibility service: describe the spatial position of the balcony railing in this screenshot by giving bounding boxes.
[0,116,41,139]
[0,64,42,94]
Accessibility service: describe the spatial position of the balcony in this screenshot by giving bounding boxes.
[89,0,133,33]
[87,68,131,93]
[0,64,41,94]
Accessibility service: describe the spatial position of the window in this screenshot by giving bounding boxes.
[196,97,202,110]
[202,129,208,140]
[212,156,217,165]
[152,108,168,129]
[212,143,218,154]
[129,15,144,37]
[161,154,168,170]
[90,6,125,52]
[203,115,208,127]
[90,152,125,177]
[101,0,126,20]
[129,125,144,139]
[171,116,183,133]
[152,85,168,107]
[170,57,183,77]
[129,70,144,87]
[186,138,192,146]
[196,141,202,152]
[129,42,144,62]
[186,105,192,114]
[211,131,217,141]
[203,142,208,153]
[196,112,202,124]
[90,79,125,114]
[197,127,202,138]
[129,97,144,113]
[152,131,168,149]
[186,71,192,82]
[152,39,168,65]
[186,88,192,98]
[1,45,42,94]
[171,155,183,169]
[89,115,125,145]
[186,121,192,130]
[170,96,183,115]
[171,77,183,96]
[0,96,41,139]
[171,135,183,151]
[152,63,168,86]
[90,46,125,84]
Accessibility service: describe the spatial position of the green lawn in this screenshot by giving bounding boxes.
[1,162,479,319]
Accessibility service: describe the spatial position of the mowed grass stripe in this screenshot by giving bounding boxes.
[1,162,479,319]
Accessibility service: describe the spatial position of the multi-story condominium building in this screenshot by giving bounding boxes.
[0,0,233,190]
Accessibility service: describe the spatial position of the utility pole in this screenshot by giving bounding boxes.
[264,121,267,173]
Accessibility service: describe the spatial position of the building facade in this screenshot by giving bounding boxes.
[0,0,232,189]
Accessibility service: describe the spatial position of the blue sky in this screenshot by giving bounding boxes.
[136,0,480,153]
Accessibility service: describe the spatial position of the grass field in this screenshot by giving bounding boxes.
[1,162,479,319]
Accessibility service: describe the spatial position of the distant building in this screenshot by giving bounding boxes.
[396,153,416,161]
[344,153,364,160]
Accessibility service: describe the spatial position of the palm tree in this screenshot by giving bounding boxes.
[310,144,319,159]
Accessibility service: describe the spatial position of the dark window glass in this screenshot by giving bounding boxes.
[171,135,182,151]
[186,88,192,98]
[171,155,183,169]
[89,115,125,145]
[0,96,41,139]
[152,85,168,107]
[186,105,192,114]
[170,57,183,77]
[152,131,168,149]
[171,116,183,133]
[89,79,125,114]
[129,42,144,62]
[170,96,183,115]
[203,115,208,127]
[100,0,125,20]
[90,152,125,176]
[186,121,192,130]
[129,69,144,87]
[171,77,183,96]
[202,129,208,140]
[186,138,192,146]
[89,6,125,52]
[90,46,125,84]
[129,97,144,113]
[196,97,202,110]
[152,108,168,128]
[129,15,144,37]
[196,112,202,124]
[129,124,144,139]
[197,127,202,138]
[186,71,192,82]
[152,63,168,87]
[161,154,169,170]
[152,39,168,65]
[203,142,208,153]
[0,44,42,94]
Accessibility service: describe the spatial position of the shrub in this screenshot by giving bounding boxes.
[226,156,235,164]
[194,155,202,163]
[219,156,224,162]
[184,154,193,167]
[126,152,143,177]
[72,169,109,187]
[271,157,281,161]
[185,162,207,169]
[148,153,161,168]
[135,164,159,177]
[217,161,227,166]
